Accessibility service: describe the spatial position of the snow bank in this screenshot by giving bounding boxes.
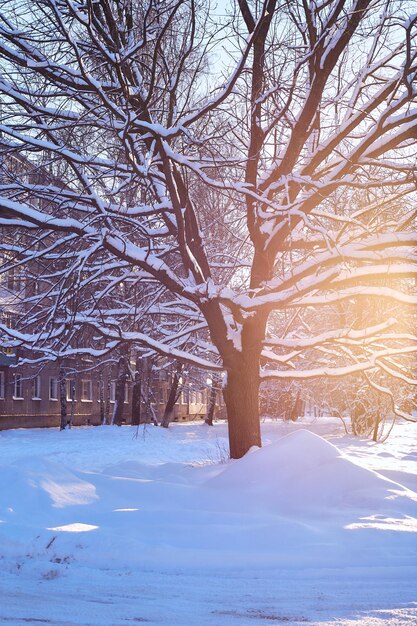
[0,423,416,576]
[206,429,417,517]
[0,421,417,625]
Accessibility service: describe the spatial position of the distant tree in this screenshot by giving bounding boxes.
[205,373,220,426]
[59,366,68,430]
[0,0,416,457]
[131,355,142,426]
[111,353,129,426]
[161,361,183,428]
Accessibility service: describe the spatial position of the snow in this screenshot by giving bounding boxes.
[0,419,416,625]
[207,430,417,519]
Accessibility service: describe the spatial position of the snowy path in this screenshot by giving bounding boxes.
[2,565,417,625]
[1,419,416,625]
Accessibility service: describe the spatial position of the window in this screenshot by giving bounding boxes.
[81,379,92,402]
[0,346,14,358]
[1,311,18,329]
[49,377,58,400]
[0,371,5,399]
[110,381,129,403]
[32,376,41,399]
[13,374,23,399]
[110,381,116,403]
[66,379,75,401]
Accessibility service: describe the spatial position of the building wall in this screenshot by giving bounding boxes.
[0,362,105,429]
[0,360,226,430]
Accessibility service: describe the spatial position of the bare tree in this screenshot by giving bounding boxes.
[58,365,67,430]
[160,360,183,428]
[111,352,129,426]
[131,354,142,426]
[205,373,220,426]
[0,0,416,457]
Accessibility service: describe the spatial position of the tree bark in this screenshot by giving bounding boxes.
[105,373,111,425]
[131,356,142,426]
[290,390,302,422]
[69,380,75,428]
[161,361,183,428]
[202,303,267,459]
[140,356,152,424]
[112,356,127,426]
[223,360,261,459]
[99,370,105,425]
[59,367,67,431]
[205,373,219,426]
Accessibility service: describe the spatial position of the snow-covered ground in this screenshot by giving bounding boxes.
[0,418,416,626]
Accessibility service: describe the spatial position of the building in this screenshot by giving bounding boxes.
[0,142,227,429]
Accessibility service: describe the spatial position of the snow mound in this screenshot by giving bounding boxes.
[0,457,98,520]
[206,430,417,515]
[101,459,196,484]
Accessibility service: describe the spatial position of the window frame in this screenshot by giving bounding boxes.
[110,380,116,403]
[13,373,24,400]
[109,381,129,403]
[81,379,92,402]
[66,379,76,402]
[49,377,58,401]
[32,375,41,400]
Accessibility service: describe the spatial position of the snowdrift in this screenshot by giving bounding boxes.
[0,427,416,573]
[206,429,417,516]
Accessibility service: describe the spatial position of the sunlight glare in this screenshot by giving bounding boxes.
[345,516,417,532]
[47,523,99,532]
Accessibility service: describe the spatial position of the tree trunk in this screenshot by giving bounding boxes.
[201,300,267,459]
[223,360,261,459]
[105,373,111,425]
[372,392,381,442]
[140,356,151,424]
[290,390,302,422]
[112,356,127,426]
[131,356,142,426]
[69,380,75,428]
[59,367,67,431]
[99,370,105,425]
[205,373,219,426]
[161,361,183,428]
